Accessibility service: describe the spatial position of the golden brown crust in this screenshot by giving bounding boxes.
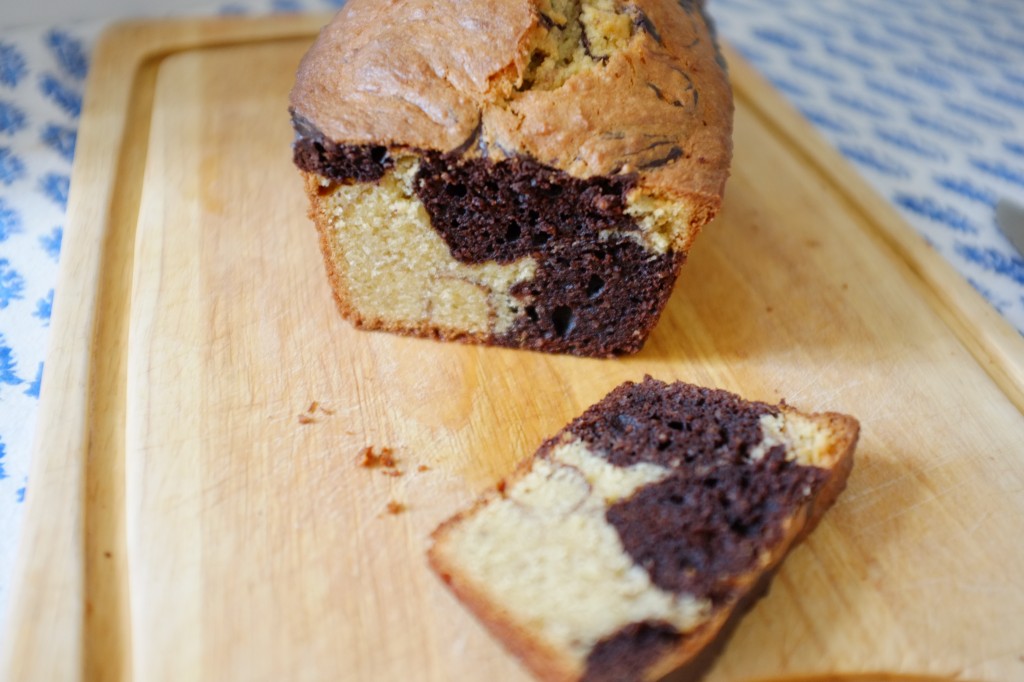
[290,0,733,210]
[291,0,535,152]
[428,399,859,682]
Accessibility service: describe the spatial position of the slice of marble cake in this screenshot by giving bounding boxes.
[429,377,858,682]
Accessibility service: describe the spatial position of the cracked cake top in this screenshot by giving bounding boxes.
[290,0,733,223]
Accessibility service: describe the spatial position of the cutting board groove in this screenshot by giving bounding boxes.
[2,15,1023,682]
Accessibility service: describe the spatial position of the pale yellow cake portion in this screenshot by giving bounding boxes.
[308,159,537,339]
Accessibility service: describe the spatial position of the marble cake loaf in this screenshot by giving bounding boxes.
[289,0,733,356]
[429,377,858,682]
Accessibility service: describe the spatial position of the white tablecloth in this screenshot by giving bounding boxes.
[1,0,1022,626]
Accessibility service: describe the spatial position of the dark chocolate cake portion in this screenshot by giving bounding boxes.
[501,238,681,356]
[414,152,682,356]
[564,381,779,467]
[581,620,683,682]
[292,112,392,183]
[563,379,830,602]
[607,452,828,603]
[413,151,639,265]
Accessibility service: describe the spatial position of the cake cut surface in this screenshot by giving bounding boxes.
[290,0,733,356]
[428,377,858,682]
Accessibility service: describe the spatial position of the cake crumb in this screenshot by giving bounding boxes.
[359,446,402,476]
[385,501,406,515]
[298,400,336,424]
[417,464,430,472]
[359,445,397,468]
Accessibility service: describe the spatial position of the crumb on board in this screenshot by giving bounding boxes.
[359,445,397,469]
[417,464,430,472]
[358,445,404,476]
[298,401,335,424]
[385,501,406,515]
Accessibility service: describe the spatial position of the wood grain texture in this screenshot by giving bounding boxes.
[3,15,1024,682]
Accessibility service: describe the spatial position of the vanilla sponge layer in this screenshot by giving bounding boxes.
[313,159,538,337]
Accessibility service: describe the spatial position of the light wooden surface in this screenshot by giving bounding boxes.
[4,15,1024,682]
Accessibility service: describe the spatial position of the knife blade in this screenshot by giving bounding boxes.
[996,198,1024,258]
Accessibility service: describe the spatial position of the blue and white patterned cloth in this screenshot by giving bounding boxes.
[1,0,1022,625]
[714,0,1024,325]
[0,22,88,619]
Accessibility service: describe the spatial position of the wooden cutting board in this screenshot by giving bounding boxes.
[3,14,1024,682]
